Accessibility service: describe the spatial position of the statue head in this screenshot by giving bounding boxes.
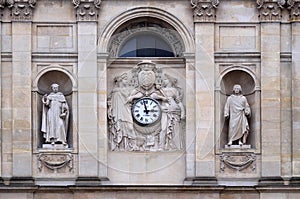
[232,84,242,94]
[51,83,59,92]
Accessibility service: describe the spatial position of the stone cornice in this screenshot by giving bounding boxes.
[7,0,36,21]
[191,0,219,22]
[257,0,285,22]
[73,0,101,21]
[287,0,300,21]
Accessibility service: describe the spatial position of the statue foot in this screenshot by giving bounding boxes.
[62,142,67,146]
[227,141,232,146]
[51,142,55,145]
[239,141,243,146]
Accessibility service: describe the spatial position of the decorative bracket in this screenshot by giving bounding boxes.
[191,0,219,22]
[7,0,37,21]
[220,153,256,172]
[257,0,285,21]
[73,0,101,21]
[288,0,300,21]
[38,153,73,173]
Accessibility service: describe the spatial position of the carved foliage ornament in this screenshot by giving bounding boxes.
[257,0,285,21]
[38,153,73,173]
[73,0,101,21]
[220,153,256,172]
[191,0,219,22]
[7,0,36,21]
[288,0,300,21]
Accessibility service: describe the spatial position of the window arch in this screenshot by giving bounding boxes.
[119,33,175,57]
[108,17,185,58]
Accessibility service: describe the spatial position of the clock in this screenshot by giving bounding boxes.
[132,97,162,126]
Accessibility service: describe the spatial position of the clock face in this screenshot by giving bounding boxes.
[132,97,162,126]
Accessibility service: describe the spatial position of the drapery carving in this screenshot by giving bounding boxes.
[38,153,73,173]
[191,0,219,22]
[220,153,256,172]
[73,0,101,21]
[7,0,37,21]
[257,0,285,21]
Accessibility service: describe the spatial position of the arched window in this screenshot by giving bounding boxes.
[119,33,175,57]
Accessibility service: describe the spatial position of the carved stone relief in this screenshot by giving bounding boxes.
[191,0,219,22]
[220,153,256,173]
[7,0,36,21]
[288,0,300,21]
[257,0,285,21]
[73,0,101,21]
[37,153,73,173]
[108,20,184,57]
[107,61,185,152]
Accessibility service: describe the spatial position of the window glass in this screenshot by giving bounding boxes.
[119,34,174,57]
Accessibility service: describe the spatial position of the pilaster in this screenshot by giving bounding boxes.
[190,0,218,184]
[73,0,102,181]
[257,0,283,178]
[288,0,300,176]
[0,0,4,178]
[7,0,36,178]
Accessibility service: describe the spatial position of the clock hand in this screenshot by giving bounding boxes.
[142,99,149,114]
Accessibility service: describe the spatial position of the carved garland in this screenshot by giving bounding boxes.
[220,153,256,172]
[38,153,73,173]
[191,0,219,22]
[288,0,300,21]
[73,0,101,21]
[7,0,36,21]
[257,0,285,21]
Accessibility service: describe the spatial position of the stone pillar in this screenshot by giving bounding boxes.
[0,0,37,184]
[184,53,196,178]
[97,53,109,179]
[7,0,37,181]
[73,0,103,185]
[0,0,5,177]
[190,0,218,185]
[288,0,300,178]
[257,0,284,180]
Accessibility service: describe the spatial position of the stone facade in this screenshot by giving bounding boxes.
[0,0,299,198]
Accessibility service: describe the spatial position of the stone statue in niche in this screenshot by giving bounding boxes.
[224,84,251,146]
[41,83,69,146]
[107,61,185,152]
[108,73,137,151]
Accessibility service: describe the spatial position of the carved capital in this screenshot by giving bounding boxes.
[288,0,300,21]
[73,0,101,21]
[7,0,37,21]
[257,0,285,21]
[191,0,219,22]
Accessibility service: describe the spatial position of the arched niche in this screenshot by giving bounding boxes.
[33,69,76,149]
[216,69,260,151]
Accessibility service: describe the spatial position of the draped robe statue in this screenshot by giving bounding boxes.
[224,84,251,146]
[41,83,69,145]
